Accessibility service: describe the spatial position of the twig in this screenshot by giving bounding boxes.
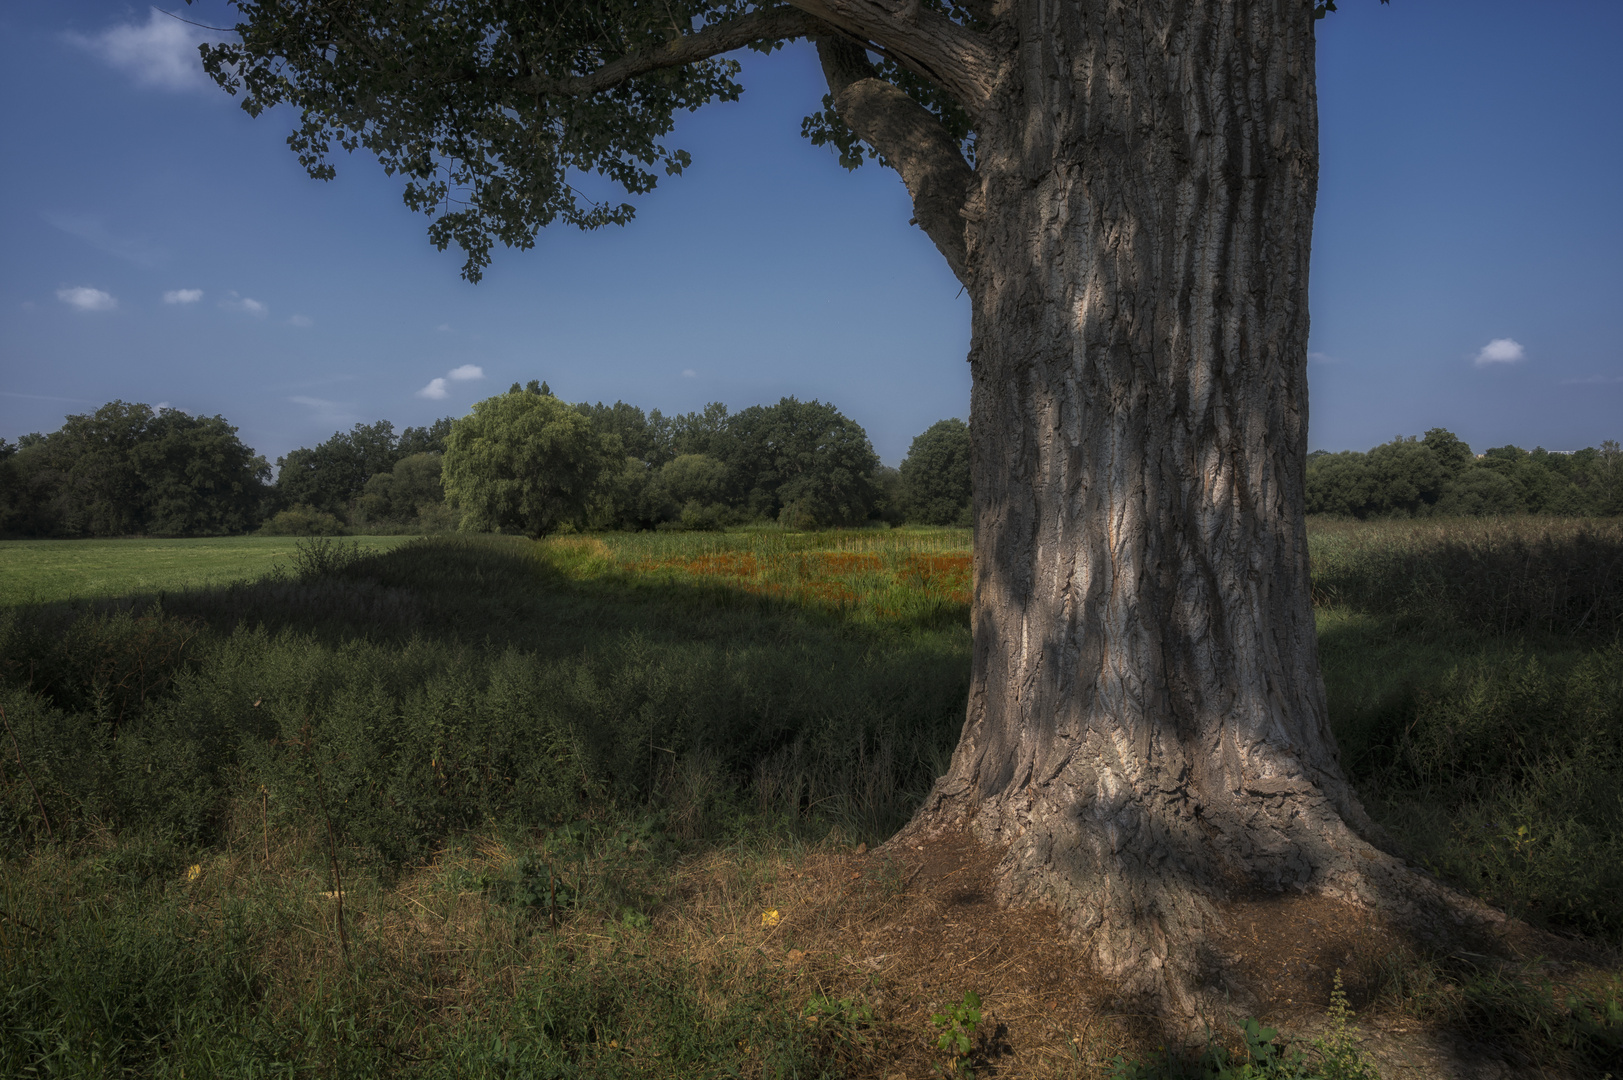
[0,705,53,842]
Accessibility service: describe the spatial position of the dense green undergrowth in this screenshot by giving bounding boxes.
[1,520,1620,1076]
[1311,518,1623,942]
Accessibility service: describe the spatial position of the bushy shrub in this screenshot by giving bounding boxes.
[259,503,347,536]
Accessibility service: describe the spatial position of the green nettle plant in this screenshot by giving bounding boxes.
[930,989,983,1076]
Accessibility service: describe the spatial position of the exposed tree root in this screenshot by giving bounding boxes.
[887,768,1513,1027]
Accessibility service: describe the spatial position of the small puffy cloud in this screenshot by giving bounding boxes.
[416,378,449,400]
[1307,351,1339,365]
[447,364,484,381]
[1474,338,1525,366]
[682,368,697,378]
[164,288,203,304]
[64,10,224,93]
[219,292,268,317]
[57,286,117,312]
[289,314,313,328]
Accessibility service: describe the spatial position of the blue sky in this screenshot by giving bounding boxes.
[2,1,1619,467]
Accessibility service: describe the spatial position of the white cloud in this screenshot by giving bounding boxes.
[219,292,268,317]
[447,364,484,381]
[289,396,337,409]
[164,288,203,304]
[416,378,449,400]
[436,323,453,332]
[1307,351,1339,365]
[57,286,117,312]
[289,314,313,328]
[682,368,697,378]
[1474,338,1525,366]
[44,212,168,267]
[64,9,225,93]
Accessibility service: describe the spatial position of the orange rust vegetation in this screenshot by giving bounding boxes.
[632,549,972,613]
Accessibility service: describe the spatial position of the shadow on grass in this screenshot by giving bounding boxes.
[0,535,972,861]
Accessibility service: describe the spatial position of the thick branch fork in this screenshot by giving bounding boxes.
[787,0,997,115]
[563,2,997,119]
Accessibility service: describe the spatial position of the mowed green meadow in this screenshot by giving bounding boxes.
[1,520,1619,1078]
[0,534,421,607]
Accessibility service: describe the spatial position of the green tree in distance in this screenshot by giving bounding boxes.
[716,397,880,527]
[358,451,447,525]
[443,383,621,536]
[275,419,400,514]
[0,402,268,537]
[899,418,972,526]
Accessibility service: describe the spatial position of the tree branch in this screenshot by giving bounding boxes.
[554,2,998,121]
[566,7,826,95]
[792,0,997,117]
[816,36,975,283]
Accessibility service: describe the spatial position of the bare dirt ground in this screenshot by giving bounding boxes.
[653,830,1618,1079]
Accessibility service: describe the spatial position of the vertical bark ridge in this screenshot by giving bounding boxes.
[899,0,1402,1014]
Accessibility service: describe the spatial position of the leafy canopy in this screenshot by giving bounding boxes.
[199,0,769,280]
[443,382,622,536]
[195,0,987,280]
[899,417,971,526]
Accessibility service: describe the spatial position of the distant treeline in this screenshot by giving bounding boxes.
[0,388,973,538]
[1308,429,1623,519]
[11,401,1613,539]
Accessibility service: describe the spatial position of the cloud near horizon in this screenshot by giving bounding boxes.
[64,9,225,93]
[164,288,203,304]
[1474,338,1525,366]
[417,363,484,399]
[57,286,117,312]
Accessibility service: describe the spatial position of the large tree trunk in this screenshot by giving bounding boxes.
[896,0,1418,1015]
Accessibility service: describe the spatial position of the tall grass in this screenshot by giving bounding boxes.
[1309,516,1623,640]
[1310,516,1623,942]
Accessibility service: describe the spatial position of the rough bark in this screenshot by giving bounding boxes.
[865,0,1499,1015]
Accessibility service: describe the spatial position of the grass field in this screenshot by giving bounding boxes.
[0,534,420,607]
[1,520,1619,1078]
